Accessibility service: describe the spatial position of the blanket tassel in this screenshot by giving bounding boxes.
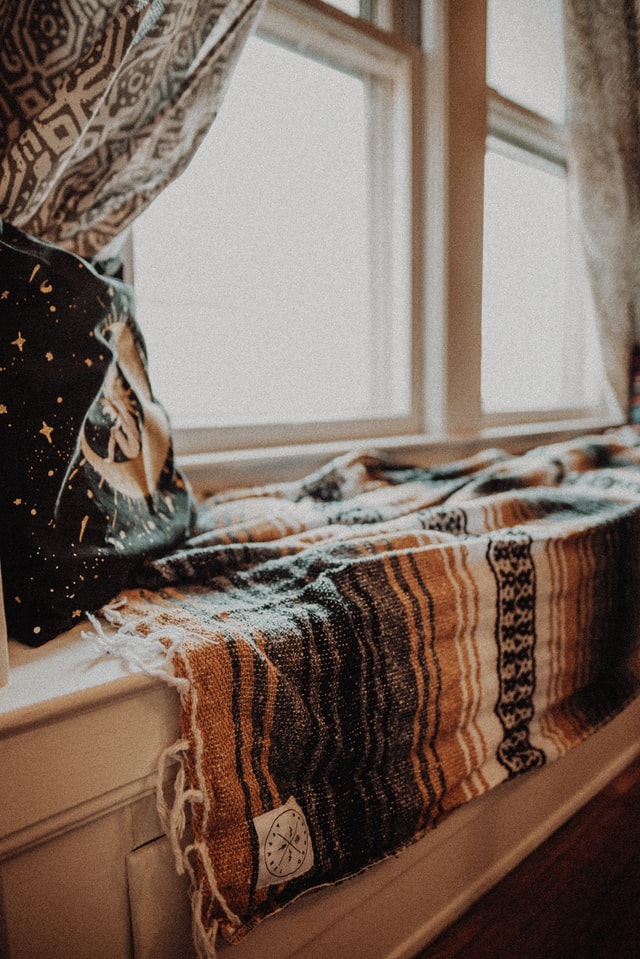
[85,603,240,957]
[157,739,242,958]
[83,605,191,692]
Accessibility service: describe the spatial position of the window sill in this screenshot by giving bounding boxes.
[178,416,624,493]
[0,627,179,861]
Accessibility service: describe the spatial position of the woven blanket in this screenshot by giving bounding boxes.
[96,427,640,955]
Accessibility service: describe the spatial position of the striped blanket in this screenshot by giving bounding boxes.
[101,428,640,954]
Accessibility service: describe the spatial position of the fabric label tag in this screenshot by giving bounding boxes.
[253,796,314,889]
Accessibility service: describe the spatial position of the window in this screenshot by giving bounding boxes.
[481,0,605,421]
[130,0,613,467]
[132,0,415,454]
[325,0,366,15]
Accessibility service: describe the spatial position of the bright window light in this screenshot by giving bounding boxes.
[481,149,599,414]
[487,0,565,122]
[325,0,361,15]
[133,32,410,431]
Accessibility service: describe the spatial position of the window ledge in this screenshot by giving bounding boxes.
[179,417,624,493]
[0,627,179,860]
[0,626,162,734]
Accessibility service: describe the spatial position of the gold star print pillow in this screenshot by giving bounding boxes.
[0,220,194,646]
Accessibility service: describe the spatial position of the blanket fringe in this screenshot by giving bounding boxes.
[191,887,220,959]
[157,740,242,959]
[82,605,190,693]
[156,739,202,874]
[84,601,241,958]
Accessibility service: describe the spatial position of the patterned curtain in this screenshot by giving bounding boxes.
[563,0,640,419]
[0,0,264,260]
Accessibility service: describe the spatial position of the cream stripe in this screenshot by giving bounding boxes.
[436,542,477,795]
[450,543,491,795]
[397,550,444,817]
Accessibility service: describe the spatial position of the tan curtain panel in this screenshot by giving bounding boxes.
[0,0,264,260]
[564,0,640,417]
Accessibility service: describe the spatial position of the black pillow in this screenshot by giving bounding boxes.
[0,220,193,645]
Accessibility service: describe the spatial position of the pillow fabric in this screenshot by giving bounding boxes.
[0,220,193,646]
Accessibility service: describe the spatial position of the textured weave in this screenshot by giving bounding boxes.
[107,428,640,950]
[0,0,264,259]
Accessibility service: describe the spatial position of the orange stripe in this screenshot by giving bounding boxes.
[126,589,259,918]
[435,545,473,776]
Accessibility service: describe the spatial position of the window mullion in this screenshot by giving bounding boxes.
[443,0,487,437]
[367,74,394,413]
[487,89,567,169]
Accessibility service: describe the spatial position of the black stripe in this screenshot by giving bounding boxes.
[248,633,273,813]
[407,549,446,819]
[487,532,545,777]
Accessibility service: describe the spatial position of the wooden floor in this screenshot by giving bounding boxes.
[415,754,640,959]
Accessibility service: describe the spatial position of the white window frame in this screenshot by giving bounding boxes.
[428,0,616,441]
[127,0,620,490]
[481,42,605,429]
[129,0,419,461]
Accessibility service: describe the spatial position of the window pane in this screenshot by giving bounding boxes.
[133,35,408,431]
[487,0,565,122]
[481,150,599,414]
[324,0,362,15]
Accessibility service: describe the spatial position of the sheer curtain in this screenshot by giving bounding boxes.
[564,0,640,418]
[0,0,264,260]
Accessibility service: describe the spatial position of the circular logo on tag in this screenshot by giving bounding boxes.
[264,808,310,879]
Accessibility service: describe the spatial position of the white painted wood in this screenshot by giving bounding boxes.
[1,627,157,727]
[127,838,194,959]
[1,808,135,959]
[487,89,567,169]
[0,630,179,861]
[419,0,447,437]
[443,0,486,438]
[177,417,622,495]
